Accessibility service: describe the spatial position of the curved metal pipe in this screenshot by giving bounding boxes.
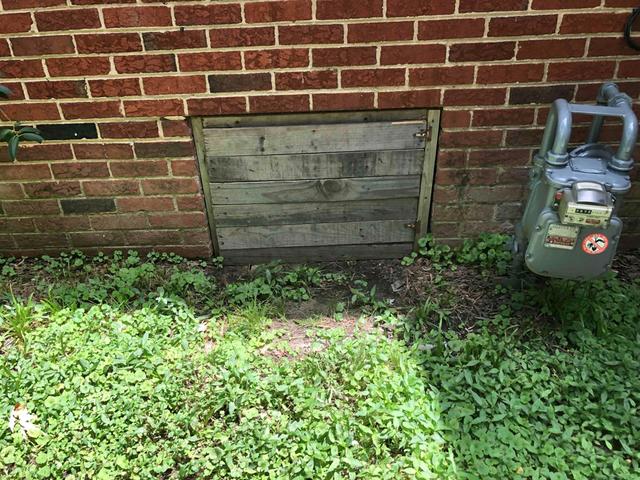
[538,98,572,165]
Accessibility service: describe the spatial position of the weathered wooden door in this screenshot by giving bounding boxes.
[192,109,440,264]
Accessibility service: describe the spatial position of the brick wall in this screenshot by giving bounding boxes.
[0,0,639,257]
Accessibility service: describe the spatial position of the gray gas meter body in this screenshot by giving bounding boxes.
[515,82,638,280]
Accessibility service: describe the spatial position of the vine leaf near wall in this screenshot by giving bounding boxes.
[0,84,44,161]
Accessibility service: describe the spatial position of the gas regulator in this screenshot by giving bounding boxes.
[514,82,638,280]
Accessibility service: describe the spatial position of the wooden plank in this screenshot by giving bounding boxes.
[203,121,426,157]
[415,109,441,246]
[221,243,413,264]
[203,109,426,128]
[207,150,423,182]
[190,117,220,255]
[217,220,415,250]
[214,198,418,227]
[211,175,420,204]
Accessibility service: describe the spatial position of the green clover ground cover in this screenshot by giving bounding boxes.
[0,244,638,479]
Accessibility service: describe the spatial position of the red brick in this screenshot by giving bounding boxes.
[3,0,66,8]
[124,99,185,117]
[2,199,60,216]
[245,0,311,23]
[0,183,25,199]
[26,80,87,99]
[0,163,51,181]
[34,216,90,232]
[0,103,60,121]
[436,150,467,168]
[378,89,441,108]
[441,110,471,128]
[2,144,72,162]
[380,45,446,65]
[170,159,198,176]
[348,21,413,43]
[110,160,168,178]
[435,167,498,185]
[1,212,42,234]
[210,27,274,48]
[11,35,74,56]
[209,73,272,92]
[161,119,191,137]
[418,19,485,40]
[476,64,544,84]
[618,61,640,78]
[35,9,100,31]
[444,88,506,106]
[313,47,376,67]
[472,108,535,127]
[61,101,122,120]
[143,75,207,95]
[73,143,134,160]
[99,121,158,139]
[410,66,474,86]
[71,0,136,3]
[509,84,575,105]
[588,37,638,57]
[488,15,557,36]
[249,95,310,113]
[317,0,382,19]
[23,181,81,198]
[0,39,9,57]
[90,214,148,231]
[187,97,246,116]
[468,148,531,167]
[47,57,110,77]
[279,25,343,45]
[341,68,405,87]
[148,212,206,229]
[547,61,616,81]
[114,54,176,74]
[387,0,455,16]
[134,141,193,158]
[560,13,629,34]
[0,60,45,78]
[14,233,69,248]
[75,33,142,54]
[312,92,373,110]
[89,78,141,97]
[117,196,174,213]
[459,0,527,12]
[52,161,110,179]
[245,49,309,69]
[178,52,241,72]
[143,30,207,50]
[532,0,599,7]
[103,6,171,28]
[141,178,200,195]
[84,179,140,196]
[449,42,515,62]
[70,231,125,248]
[517,39,586,59]
[0,82,24,100]
[176,195,205,211]
[0,12,33,33]
[604,0,638,5]
[125,230,181,246]
[504,128,545,146]
[174,3,241,26]
[276,70,337,90]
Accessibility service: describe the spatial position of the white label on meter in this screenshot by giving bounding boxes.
[544,224,579,250]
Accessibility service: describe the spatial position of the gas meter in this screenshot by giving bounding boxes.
[514,82,638,280]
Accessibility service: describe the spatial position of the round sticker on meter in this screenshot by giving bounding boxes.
[582,233,609,255]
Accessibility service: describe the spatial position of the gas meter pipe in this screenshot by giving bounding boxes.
[538,82,638,171]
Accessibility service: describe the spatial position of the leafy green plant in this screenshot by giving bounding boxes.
[1,85,44,161]
[349,279,393,314]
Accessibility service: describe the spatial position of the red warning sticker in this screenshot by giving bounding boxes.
[582,233,609,255]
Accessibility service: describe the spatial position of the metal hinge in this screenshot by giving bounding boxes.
[414,126,432,141]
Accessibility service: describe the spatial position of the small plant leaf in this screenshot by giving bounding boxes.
[0,85,12,98]
[8,134,19,160]
[19,132,44,143]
